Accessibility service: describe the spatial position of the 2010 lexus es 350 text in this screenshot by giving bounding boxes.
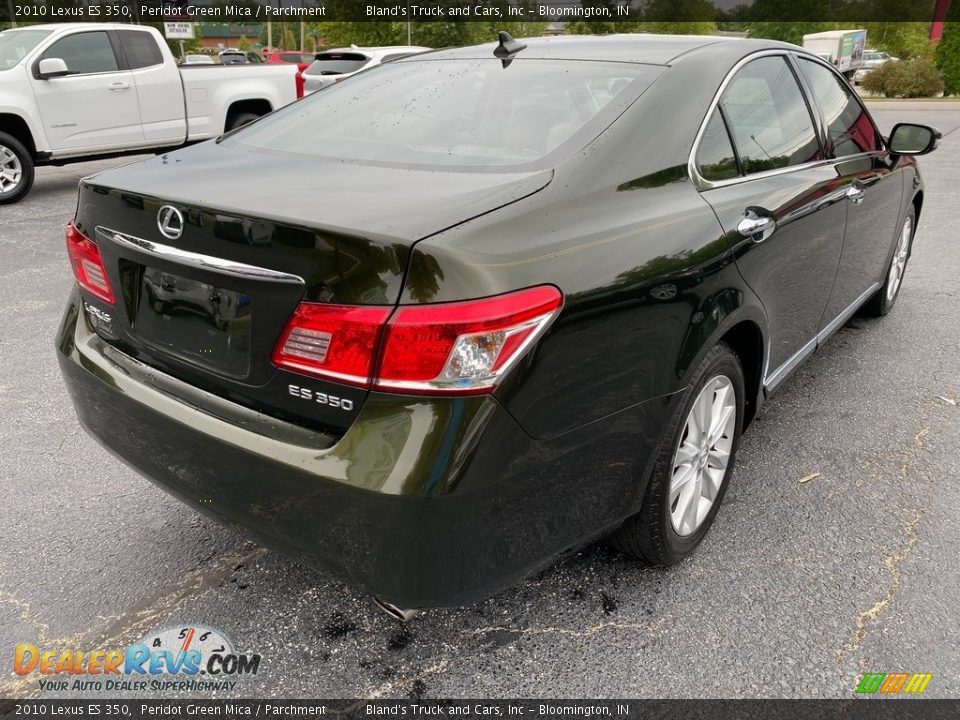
[56,34,939,612]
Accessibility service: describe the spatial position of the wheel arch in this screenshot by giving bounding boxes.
[912,189,923,222]
[0,113,37,156]
[224,99,273,131]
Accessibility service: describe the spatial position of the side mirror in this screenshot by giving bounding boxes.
[889,123,940,155]
[37,57,70,78]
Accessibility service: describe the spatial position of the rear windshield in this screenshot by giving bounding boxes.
[304,52,371,75]
[0,29,52,71]
[232,59,660,169]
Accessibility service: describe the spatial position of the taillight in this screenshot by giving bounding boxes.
[295,71,304,99]
[271,286,563,395]
[65,222,115,305]
[272,304,391,388]
[375,286,563,395]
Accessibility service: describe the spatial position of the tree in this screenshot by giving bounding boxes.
[237,34,252,52]
[936,17,960,95]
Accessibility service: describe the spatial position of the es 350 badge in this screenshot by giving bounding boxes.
[13,625,261,693]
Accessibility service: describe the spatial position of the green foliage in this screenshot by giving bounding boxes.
[936,19,960,96]
[237,34,252,52]
[862,57,944,97]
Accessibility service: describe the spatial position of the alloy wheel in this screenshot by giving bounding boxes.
[886,215,912,303]
[669,375,736,536]
[0,145,23,195]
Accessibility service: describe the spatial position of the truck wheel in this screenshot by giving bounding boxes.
[226,112,260,132]
[610,343,745,565]
[0,132,35,205]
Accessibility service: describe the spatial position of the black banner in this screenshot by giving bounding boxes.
[0,0,952,24]
[2,700,960,720]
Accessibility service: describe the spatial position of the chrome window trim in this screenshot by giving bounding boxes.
[688,49,882,191]
[96,227,305,286]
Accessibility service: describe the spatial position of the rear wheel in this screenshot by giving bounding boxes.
[863,205,915,317]
[226,112,260,132]
[610,343,744,565]
[0,132,35,205]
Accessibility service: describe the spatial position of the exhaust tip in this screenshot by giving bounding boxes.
[374,598,420,623]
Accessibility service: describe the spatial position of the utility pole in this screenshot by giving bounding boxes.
[407,0,412,45]
[7,0,17,27]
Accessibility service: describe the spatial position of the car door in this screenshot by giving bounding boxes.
[31,29,143,153]
[794,56,905,326]
[693,54,847,390]
[116,29,186,145]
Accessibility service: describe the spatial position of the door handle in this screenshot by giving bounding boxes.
[108,82,131,91]
[737,208,776,243]
[846,185,866,205]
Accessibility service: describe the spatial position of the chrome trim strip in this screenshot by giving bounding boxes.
[763,282,881,392]
[816,282,880,344]
[763,336,816,393]
[97,227,305,285]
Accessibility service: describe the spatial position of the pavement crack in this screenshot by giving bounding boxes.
[463,617,666,640]
[837,509,924,663]
[364,659,451,700]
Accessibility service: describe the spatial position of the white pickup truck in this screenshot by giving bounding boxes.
[0,23,299,204]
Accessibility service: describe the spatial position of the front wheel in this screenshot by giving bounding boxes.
[863,205,915,317]
[0,132,35,205]
[610,343,745,565]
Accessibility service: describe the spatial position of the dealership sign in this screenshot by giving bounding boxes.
[164,22,195,40]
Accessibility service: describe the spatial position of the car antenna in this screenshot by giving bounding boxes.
[493,30,527,67]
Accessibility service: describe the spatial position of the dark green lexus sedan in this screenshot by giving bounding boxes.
[57,33,938,614]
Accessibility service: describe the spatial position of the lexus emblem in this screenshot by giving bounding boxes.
[157,205,184,240]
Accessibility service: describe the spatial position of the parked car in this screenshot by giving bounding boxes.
[56,33,938,614]
[0,24,299,204]
[853,49,898,84]
[218,49,263,65]
[181,54,214,65]
[302,45,430,94]
[261,49,314,99]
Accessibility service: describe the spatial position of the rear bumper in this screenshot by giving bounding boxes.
[56,290,676,607]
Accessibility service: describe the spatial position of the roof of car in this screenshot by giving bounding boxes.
[422,34,798,66]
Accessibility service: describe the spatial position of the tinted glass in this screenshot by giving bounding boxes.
[696,108,739,181]
[305,53,370,75]
[798,58,880,156]
[41,31,118,75]
[118,30,163,69]
[234,59,659,168]
[721,56,821,174]
[0,29,52,71]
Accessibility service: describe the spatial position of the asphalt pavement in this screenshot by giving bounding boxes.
[1,101,958,700]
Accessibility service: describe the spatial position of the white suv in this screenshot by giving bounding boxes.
[302,45,430,94]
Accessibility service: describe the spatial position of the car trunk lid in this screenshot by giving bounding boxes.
[73,143,551,433]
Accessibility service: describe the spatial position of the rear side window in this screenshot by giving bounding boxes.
[305,53,370,75]
[40,31,118,75]
[720,56,821,175]
[117,30,163,69]
[797,58,880,157]
[696,108,739,181]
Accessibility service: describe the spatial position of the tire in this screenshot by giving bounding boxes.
[0,132,35,205]
[863,205,916,317]
[610,343,745,565]
[226,112,260,132]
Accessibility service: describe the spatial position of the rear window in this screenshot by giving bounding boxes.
[118,30,163,69]
[232,59,660,169]
[304,52,370,75]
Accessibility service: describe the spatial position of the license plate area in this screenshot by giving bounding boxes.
[134,266,252,379]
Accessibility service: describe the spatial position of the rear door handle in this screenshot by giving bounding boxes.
[737,208,776,243]
[109,82,131,91]
[846,185,866,204]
